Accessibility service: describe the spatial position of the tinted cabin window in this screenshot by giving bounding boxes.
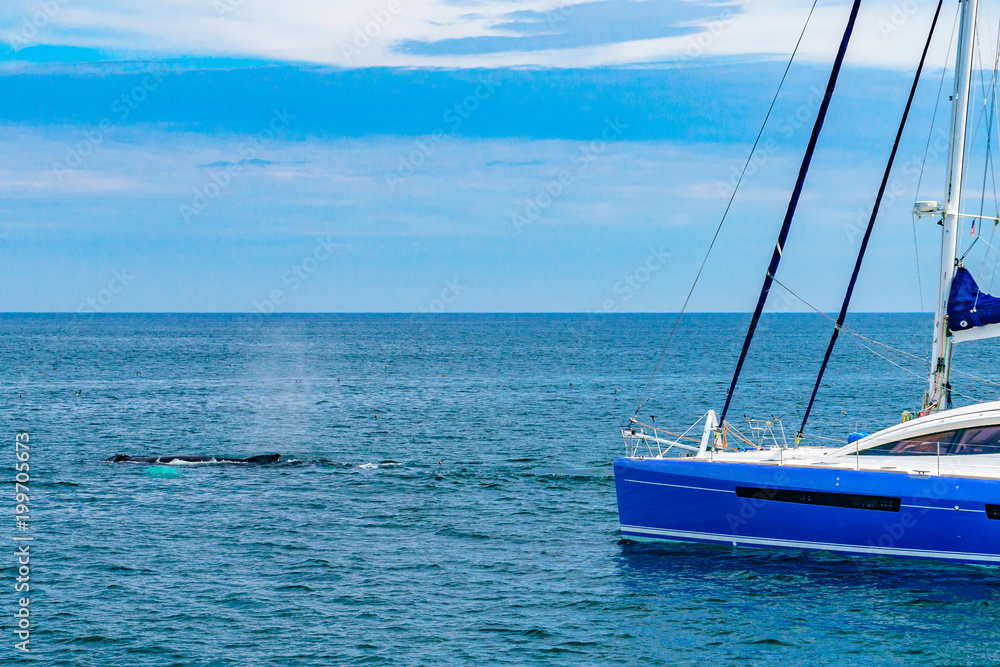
[858,431,958,456]
[953,426,1000,455]
[858,427,1000,456]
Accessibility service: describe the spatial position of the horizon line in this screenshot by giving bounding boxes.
[0,311,937,316]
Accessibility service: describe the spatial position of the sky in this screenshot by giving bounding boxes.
[1,0,999,313]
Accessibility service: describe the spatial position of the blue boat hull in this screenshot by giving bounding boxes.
[614,457,1000,565]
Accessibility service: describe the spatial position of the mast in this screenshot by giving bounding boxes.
[718,0,863,426]
[798,0,944,439]
[925,0,978,413]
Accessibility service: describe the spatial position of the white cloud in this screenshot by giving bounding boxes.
[0,121,944,312]
[0,0,980,69]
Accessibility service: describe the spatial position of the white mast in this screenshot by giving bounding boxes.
[925,0,979,413]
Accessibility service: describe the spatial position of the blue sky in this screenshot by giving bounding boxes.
[0,0,996,312]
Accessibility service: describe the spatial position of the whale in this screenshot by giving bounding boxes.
[106,453,280,465]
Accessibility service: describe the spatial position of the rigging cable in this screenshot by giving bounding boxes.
[915,4,961,197]
[989,1,1000,293]
[912,3,962,311]
[963,5,1000,263]
[766,273,993,405]
[971,5,1000,291]
[797,0,945,439]
[630,0,820,419]
[989,62,1000,292]
[766,282,1000,391]
[957,8,1000,311]
[719,0,863,427]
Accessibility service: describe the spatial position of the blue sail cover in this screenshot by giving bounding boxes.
[948,266,1000,331]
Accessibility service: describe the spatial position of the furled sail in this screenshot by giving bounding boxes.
[948,266,1000,331]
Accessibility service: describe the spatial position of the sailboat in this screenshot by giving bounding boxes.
[614,0,1000,565]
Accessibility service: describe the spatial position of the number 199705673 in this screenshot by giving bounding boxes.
[15,434,29,520]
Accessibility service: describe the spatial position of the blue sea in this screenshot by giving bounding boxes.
[4,313,1000,666]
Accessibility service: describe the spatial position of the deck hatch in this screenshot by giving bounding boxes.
[735,486,901,512]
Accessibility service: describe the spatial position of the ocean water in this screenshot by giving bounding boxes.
[4,312,1000,666]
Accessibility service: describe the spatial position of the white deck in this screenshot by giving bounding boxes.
[694,447,1000,480]
[622,401,1000,481]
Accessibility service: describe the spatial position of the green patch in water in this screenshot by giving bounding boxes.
[144,465,181,478]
